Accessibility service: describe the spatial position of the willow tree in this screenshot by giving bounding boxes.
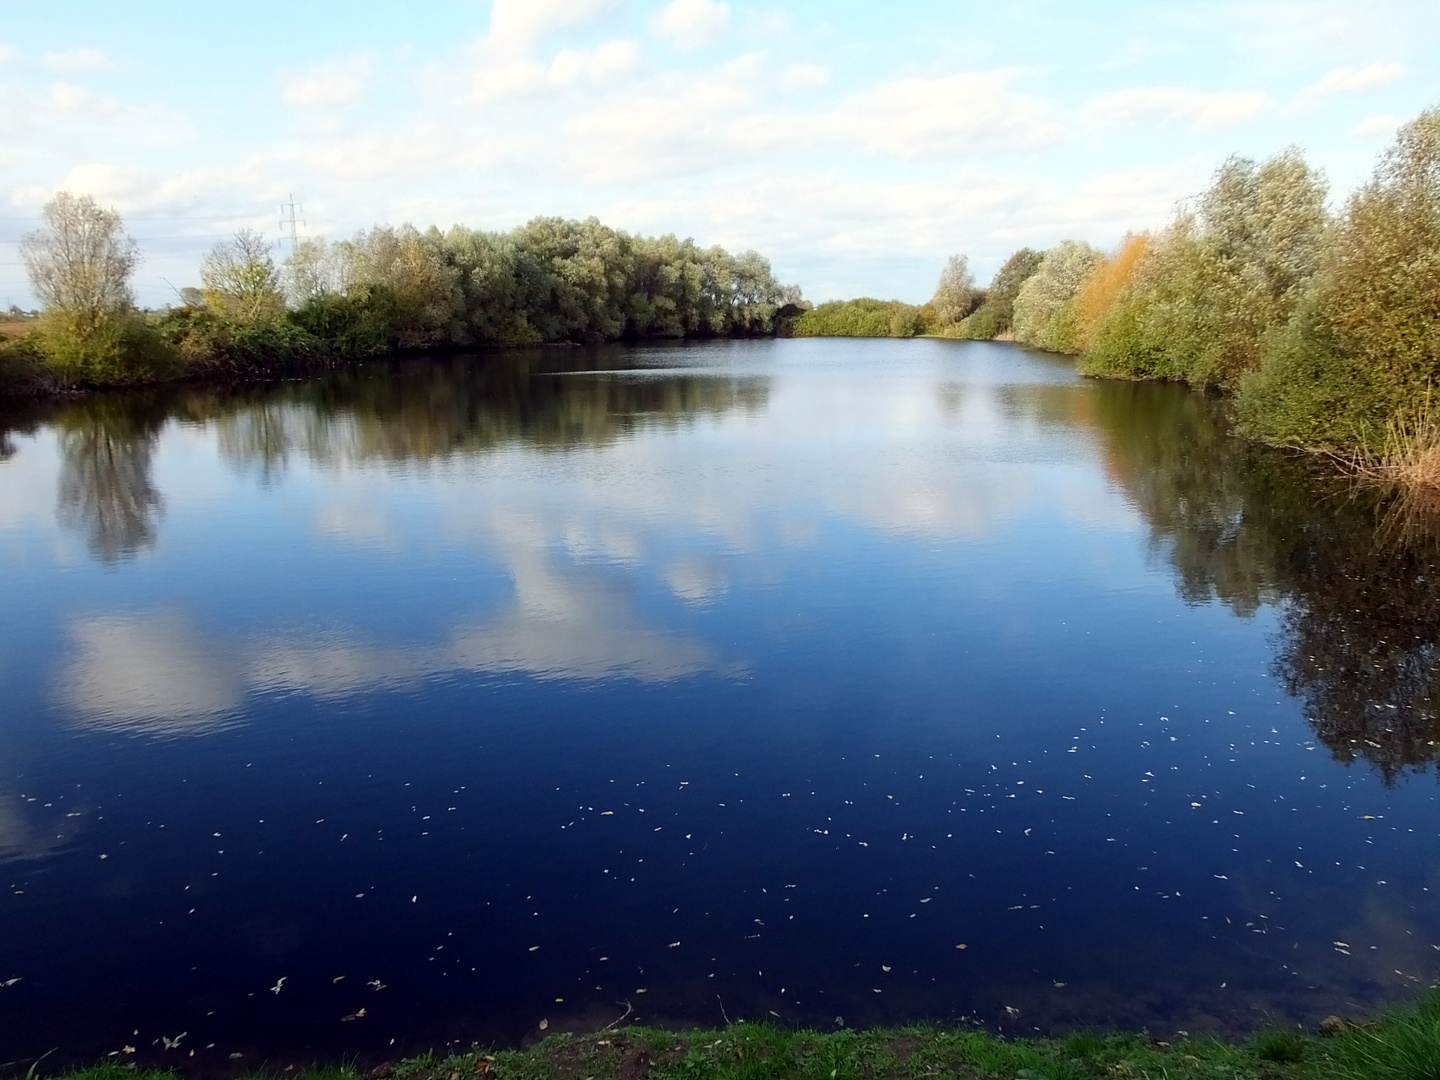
[282,236,349,307]
[929,254,980,327]
[1241,108,1440,448]
[1083,150,1329,386]
[201,229,285,321]
[19,192,173,384]
[341,225,460,346]
[1012,241,1103,353]
[958,248,1043,339]
[21,192,140,330]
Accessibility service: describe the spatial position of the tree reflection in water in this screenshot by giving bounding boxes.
[54,399,167,563]
[192,354,770,474]
[9,351,1437,777]
[1006,377,1440,781]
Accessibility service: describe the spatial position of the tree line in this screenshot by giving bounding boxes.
[803,106,1440,472]
[0,206,806,393]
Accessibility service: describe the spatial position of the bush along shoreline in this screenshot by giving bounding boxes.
[0,205,810,400]
[32,991,1440,1080]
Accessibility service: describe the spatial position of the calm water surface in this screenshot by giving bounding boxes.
[2,339,1439,1066]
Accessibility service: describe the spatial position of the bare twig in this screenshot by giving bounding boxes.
[600,1001,634,1032]
[717,994,731,1025]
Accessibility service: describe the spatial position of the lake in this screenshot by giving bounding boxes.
[1,338,1438,1067]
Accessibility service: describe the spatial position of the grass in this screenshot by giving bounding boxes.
[1353,415,1440,497]
[37,992,1440,1080]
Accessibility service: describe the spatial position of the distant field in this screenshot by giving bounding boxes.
[0,317,35,338]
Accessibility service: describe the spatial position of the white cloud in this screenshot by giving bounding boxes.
[745,8,791,35]
[1351,113,1398,138]
[0,44,17,66]
[1296,62,1404,107]
[43,47,115,74]
[47,82,123,116]
[653,0,732,50]
[830,71,1063,156]
[550,40,639,83]
[781,63,829,90]
[57,613,245,734]
[282,55,373,107]
[469,38,639,100]
[1084,86,1271,129]
[663,557,729,603]
[486,0,618,51]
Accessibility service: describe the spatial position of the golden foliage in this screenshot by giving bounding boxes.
[1073,233,1149,352]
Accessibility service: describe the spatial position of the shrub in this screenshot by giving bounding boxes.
[792,298,923,338]
[288,292,393,356]
[155,307,322,376]
[0,334,54,396]
[36,310,178,387]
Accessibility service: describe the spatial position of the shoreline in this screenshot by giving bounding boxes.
[2,335,1413,509]
[0,331,793,404]
[32,998,1439,1080]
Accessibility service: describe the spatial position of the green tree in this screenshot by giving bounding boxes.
[929,253,981,328]
[341,225,461,346]
[1012,241,1103,352]
[959,248,1043,339]
[1240,109,1440,448]
[1084,150,1329,387]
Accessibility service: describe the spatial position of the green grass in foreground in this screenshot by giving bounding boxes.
[46,992,1440,1080]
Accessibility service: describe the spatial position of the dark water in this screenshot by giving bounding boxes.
[2,339,1440,1068]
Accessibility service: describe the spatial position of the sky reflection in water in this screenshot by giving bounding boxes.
[1,339,1439,1065]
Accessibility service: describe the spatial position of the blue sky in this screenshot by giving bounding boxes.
[1,0,1437,307]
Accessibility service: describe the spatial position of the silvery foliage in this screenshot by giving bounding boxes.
[1012,241,1103,349]
[20,192,140,323]
[930,254,978,326]
[282,237,352,306]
